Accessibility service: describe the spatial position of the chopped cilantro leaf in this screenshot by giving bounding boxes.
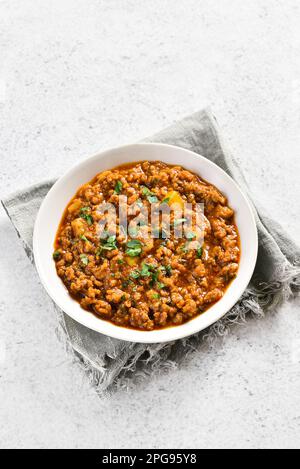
[80,207,93,225]
[53,250,61,260]
[147,195,158,204]
[114,180,123,194]
[97,235,118,255]
[126,247,141,257]
[141,186,158,204]
[125,239,142,257]
[141,186,152,196]
[80,254,89,266]
[197,247,203,258]
[161,197,170,204]
[140,264,150,277]
[152,293,160,300]
[130,270,141,279]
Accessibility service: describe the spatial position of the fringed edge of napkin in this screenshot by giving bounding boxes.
[52,259,299,396]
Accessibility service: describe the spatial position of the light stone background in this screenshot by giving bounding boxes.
[0,0,300,449]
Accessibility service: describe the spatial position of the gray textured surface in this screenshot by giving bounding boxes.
[0,0,300,449]
[6,110,299,398]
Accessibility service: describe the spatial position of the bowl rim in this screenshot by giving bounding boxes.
[33,142,258,343]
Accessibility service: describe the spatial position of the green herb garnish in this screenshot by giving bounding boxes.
[102,235,117,251]
[159,264,172,276]
[147,195,158,203]
[141,186,152,196]
[197,247,203,258]
[125,239,142,257]
[53,250,61,260]
[128,263,161,285]
[140,264,150,277]
[152,293,160,300]
[117,259,124,265]
[130,270,141,279]
[80,207,93,225]
[161,197,170,204]
[80,235,88,242]
[157,282,165,290]
[126,247,142,257]
[114,180,123,194]
[141,186,158,204]
[80,254,89,266]
[142,263,159,285]
[97,235,118,256]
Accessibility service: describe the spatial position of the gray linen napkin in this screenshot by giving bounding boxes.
[2,109,300,394]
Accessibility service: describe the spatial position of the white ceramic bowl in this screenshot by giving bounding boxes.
[33,143,258,343]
